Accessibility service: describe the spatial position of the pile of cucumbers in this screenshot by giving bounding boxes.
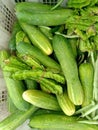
[0,1,98,130]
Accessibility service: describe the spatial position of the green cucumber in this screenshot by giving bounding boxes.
[0,106,38,130]
[22,90,61,111]
[20,23,53,55]
[56,91,75,116]
[8,21,21,51]
[79,62,94,107]
[15,2,53,12]
[24,79,38,90]
[0,50,30,111]
[53,34,84,105]
[16,9,74,26]
[29,113,98,129]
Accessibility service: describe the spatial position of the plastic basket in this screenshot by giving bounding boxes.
[0,0,67,129]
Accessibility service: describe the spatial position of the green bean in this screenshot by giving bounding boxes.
[24,79,38,90]
[81,104,98,117]
[51,0,64,10]
[3,66,23,72]
[67,0,88,4]
[12,70,63,95]
[75,101,95,115]
[40,83,51,93]
[11,69,65,84]
[39,78,63,95]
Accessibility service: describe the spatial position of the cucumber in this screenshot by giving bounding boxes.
[56,91,75,116]
[29,113,98,129]
[0,50,30,111]
[53,34,84,105]
[0,106,38,130]
[16,9,74,26]
[79,62,94,107]
[22,90,61,111]
[15,2,53,12]
[3,72,30,111]
[16,41,61,72]
[20,23,53,55]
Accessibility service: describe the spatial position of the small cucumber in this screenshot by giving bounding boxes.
[20,23,53,55]
[0,50,30,111]
[22,90,61,111]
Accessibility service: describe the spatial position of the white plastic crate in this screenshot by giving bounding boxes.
[0,0,67,129]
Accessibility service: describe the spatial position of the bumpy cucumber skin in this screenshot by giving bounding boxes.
[53,35,84,105]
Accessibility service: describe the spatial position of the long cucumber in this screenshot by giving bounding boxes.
[0,50,30,111]
[29,113,98,129]
[15,2,53,12]
[16,9,74,26]
[0,106,38,130]
[53,34,84,105]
